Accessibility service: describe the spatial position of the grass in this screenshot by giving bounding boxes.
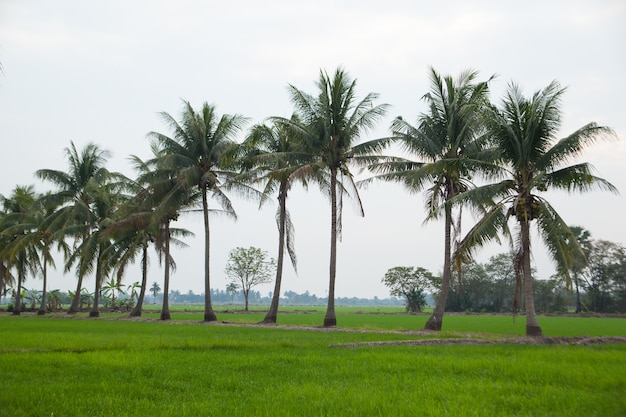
[0,312,625,416]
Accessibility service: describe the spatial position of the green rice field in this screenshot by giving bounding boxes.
[0,309,624,416]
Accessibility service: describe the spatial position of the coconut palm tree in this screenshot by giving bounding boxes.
[104,154,193,318]
[149,101,250,322]
[563,226,592,313]
[0,186,41,315]
[36,142,114,313]
[3,192,64,315]
[281,68,390,326]
[367,68,494,331]
[239,119,315,323]
[456,80,618,336]
[64,175,126,317]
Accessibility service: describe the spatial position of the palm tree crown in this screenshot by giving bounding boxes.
[457,80,618,336]
[149,100,250,322]
[282,68,390,326]
[367,67,494,331]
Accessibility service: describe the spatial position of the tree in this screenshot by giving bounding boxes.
[457,81,618,336]
[382,266,434,313]
[150,281,161,304]
[224,246,275,311]
[103,155,191,318]
[583,240,626,313]
[282,68,390,326]
[36,142,115,314]
[226,282,238,304]
[368,68,494,331]
[149,101,250,322]
[563,226,592,313]
[239,119,313,323]
[0,186,41,315]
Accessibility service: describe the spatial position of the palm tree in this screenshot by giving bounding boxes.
[0,186,41,315]
[239,120,313,323]
[104,154,192,318]
[149,100,250,322]
[36,142,114,313]
[456,81,618,336]
[150,281,161,304]
[282,68,390,326]
[564,226,592,313]
[3,192,63,315]
[367,68,494,331]
[64,176,125,317]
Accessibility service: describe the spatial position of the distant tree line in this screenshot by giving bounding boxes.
[383,244,626,315]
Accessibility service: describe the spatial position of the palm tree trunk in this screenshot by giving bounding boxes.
[68,275,84,313]
[324,170,338,327]
[521,220,542,336]
[424,201,453,331]
[202,190,217,322]
[574,274,582,313]
[38,257,48,315]
[160,221,171,321]
[12,273,23,316]
[90,257,102,318]
[262,184,288,324]
[130,245,148,317]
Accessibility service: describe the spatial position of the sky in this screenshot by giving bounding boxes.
[0,0,625,299]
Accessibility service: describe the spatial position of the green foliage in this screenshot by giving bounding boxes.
[225,246,275,311]
[382,266,435,313]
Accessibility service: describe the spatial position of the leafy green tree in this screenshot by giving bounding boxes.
[282,68,390,326]
[482,253,517,312]
[368,68,493,330]
[457,81,617,336]
[382,266,434,313]
[225,246,275,311]
[583,240,626,312]
[149,101,250,322]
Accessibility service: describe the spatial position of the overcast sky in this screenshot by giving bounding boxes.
[1,0,624,299]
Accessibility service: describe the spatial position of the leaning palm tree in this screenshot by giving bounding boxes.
[281,68,390,326]
[367,68,494,331]
[36,142,114,313]
[456,80,618,336]
[149,101,250,322]
[239,119,315,323]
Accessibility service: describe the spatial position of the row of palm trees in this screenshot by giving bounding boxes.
[1,67,617,336]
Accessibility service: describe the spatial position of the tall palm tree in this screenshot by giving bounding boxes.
[239,119,314,323]
[367,68,494,331]
[36,142,114,313]
[149,101,250,322]
[456,81,618,336]
[282,68,390,326]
